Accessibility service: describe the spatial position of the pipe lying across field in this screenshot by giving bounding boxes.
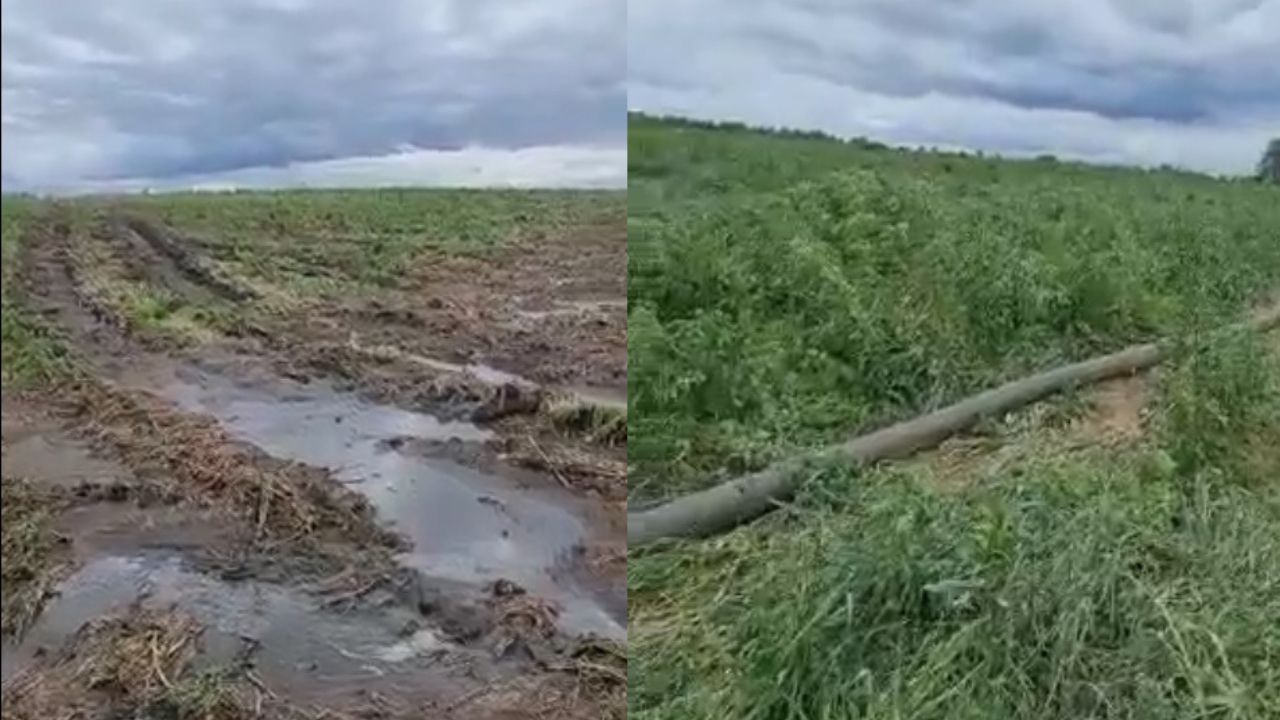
[628,306,1280,547]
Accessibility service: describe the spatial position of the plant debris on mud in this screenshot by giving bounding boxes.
[1,478,69,638]
[2,189,627,720]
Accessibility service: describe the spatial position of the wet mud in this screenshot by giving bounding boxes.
[140,361,624,640]
[282,219,628,393]
[3,207,626,718]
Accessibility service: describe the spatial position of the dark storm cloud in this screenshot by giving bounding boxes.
[629,0,1280,174]
[2,0,625,191]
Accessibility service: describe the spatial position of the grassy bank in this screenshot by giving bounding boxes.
[627,116,1280,719]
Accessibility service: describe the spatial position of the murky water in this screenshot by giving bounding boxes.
[1,357,622,704]
[0,552,477,704]
[138,364,623,640]
[0,497,499,706]
[1,432,125,488]
[0,406,125,489]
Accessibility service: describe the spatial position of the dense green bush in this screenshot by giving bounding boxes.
[629,117,1280,720]
[629,118,1280,500]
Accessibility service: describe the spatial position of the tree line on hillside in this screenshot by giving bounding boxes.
[635,114,1280,184]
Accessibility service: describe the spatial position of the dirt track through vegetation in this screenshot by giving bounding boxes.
[2,193,626,720]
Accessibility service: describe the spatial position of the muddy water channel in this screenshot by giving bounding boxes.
[4,547,469,706]
[144,362,625,639]
[3,358,624,708]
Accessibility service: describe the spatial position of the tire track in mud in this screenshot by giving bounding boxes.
[48,208,628,545]
[23,221,400,555]
[6,209,626,719]
[112,212,628,518]
[121,216,257,302]
[94,210,627,465]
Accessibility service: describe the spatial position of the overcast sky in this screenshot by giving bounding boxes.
[630,0,1279,175]
[2,0,625,193]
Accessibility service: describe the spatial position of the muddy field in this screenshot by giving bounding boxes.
[1,192,626,719]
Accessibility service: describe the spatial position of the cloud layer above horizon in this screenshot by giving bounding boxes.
[2,0,625,192]
[630,0,1279,175]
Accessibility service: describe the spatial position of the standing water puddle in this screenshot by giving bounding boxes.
[1,499,498,705]
[2,360,622,695]
[1,432,126,488]
[1,552,475,705]
[138,364,623,640]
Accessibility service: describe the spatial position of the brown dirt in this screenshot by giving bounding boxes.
[1073,375,1149,444]
[121,216,257,302]
[127,213,626,393]
[916,376,1150,491]
[394,220,626,389]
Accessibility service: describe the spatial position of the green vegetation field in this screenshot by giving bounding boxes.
[628,114,1280,719]
[114,188,620,290]
[3,189,622,381]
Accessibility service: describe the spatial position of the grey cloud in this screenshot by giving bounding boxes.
[3,0,625,191]
[630,0,1280,174]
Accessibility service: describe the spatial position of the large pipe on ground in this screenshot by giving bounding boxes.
[628,307,1280,547]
